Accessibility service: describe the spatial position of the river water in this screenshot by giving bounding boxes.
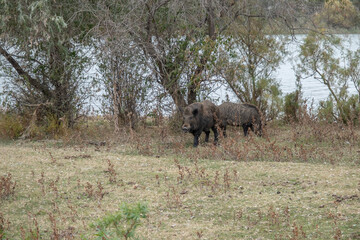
[276,34,360,102]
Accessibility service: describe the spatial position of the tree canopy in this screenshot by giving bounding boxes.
[1,0,360,131]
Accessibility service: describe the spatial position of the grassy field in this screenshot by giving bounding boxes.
[1,121,360,239]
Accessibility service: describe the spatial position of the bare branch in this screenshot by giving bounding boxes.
[0,45,53,99]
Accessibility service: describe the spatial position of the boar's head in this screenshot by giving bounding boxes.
[182,103,203,133]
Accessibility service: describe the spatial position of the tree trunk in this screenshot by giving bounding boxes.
[187,0,216,105]
[49,44,76,127]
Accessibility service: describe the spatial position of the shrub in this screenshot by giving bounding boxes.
[90,202,148,240]
[318,98,336,123]
[341,95,360,124]
[284,90,300,122]
[0,113,25,139]
[44,114,70,138]
[318,95,360,124]
[167,112,183,134]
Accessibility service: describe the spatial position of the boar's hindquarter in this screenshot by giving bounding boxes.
[182,100,220,147]
[219,102,262,137]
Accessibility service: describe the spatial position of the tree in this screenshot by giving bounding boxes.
[217,12,286,119]
[296,32,355,123]
[0,0,93,130]
[86,0,227,112]
[98,44,150,129]
[86,0,309,114]
[345,48,360,102]
[316,0,359,29]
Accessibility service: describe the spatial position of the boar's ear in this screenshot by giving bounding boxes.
[192,108,198,116]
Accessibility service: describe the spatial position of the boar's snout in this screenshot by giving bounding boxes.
[182,123,190,132]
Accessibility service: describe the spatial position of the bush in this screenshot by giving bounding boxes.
[318,98,336,123]
[318,95,360,124]
[90,202,148,240]
[0,112,25,139]
[167,111,183,134]
[284,90,300,122]
[342,95,360,124]
[44,114,70,138]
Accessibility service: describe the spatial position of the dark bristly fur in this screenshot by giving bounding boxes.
[219,102,263,137]
[182,100,220,147]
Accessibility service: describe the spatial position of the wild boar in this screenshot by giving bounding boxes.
[182,100,220,147]
[219,102,263,137]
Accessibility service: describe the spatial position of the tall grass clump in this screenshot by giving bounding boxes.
[0,173,16,200]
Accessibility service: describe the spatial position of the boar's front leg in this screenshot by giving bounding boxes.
[193,132,201,147]
[242,124,249,136]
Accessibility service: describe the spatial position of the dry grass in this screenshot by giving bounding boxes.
[0,120,360,239]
